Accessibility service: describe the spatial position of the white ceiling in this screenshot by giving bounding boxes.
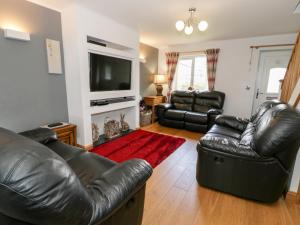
[27,0,300,47]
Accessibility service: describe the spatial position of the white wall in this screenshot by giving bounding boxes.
[158,33,297,118]
[61,3,140,146]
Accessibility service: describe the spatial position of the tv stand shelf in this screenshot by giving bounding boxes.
[90,100,137,115]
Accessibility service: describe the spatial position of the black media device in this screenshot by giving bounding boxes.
[90,96,135,107]
[89,53,132,92]
[47,122,63,128]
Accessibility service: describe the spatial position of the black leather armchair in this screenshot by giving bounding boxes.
[196,101,300,203]
[157,90,225,133]
[0,127,153,225]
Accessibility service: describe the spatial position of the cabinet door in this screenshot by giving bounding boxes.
[58,131,72,145]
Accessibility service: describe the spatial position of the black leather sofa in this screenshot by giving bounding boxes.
[196,101,300,203]
[0,127,153,225]
[157,90,225,133]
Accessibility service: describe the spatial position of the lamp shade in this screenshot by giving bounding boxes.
[153,74,167,84]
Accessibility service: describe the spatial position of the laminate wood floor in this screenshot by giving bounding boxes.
[141,123,300,225]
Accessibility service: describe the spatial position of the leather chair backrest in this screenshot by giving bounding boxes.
[254,104,288,140]
[250,100,282,124]
[171,90,194,111]
[0,128,92,225]
[193,91,225,113]
[255,106,300,164]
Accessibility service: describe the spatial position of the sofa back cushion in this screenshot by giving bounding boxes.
[193,91,225,113]
[250,100,282,124]
[0,127,92,225]
[254,104,287,140]
[255,106,300,157]
[240,122,255,149]
[171,90,194,111]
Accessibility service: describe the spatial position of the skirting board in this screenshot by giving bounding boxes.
[287,190,300,204]
[298,181,300,204]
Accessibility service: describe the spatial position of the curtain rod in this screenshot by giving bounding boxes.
[250,44,294,49]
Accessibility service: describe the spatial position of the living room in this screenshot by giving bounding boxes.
[0,0,300,225]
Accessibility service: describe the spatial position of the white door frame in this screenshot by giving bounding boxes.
[250,46,293,115]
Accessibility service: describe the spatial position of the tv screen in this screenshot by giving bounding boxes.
[89,53,132,92]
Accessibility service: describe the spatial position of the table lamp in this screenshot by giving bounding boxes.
[153,74,167,96]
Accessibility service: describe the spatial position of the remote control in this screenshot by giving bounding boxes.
[48,122,63,128]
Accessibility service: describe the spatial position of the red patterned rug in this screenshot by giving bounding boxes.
[91,130,185,168]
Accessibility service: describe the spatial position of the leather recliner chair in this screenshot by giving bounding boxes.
[157,90,225,133]
[196,101,300,203]
[0,127,153,225]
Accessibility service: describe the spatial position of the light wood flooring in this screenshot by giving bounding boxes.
[141,123,300,225]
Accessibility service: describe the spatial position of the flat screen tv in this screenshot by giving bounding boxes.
[89,53,132,92]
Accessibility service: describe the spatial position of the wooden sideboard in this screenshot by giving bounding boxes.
[51,124,77,146]
[144,96,167,123]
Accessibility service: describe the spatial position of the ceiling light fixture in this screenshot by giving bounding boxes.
[175,8,208,35]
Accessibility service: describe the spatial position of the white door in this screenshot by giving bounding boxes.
[252,49,292,113]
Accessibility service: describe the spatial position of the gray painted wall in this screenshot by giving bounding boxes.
[0,0,68,132]
[140,43,159,97]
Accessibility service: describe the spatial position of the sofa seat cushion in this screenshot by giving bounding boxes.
[46,141,85,161]
[199,134,259,158]
[185,112,207,124]
[66,151,117,186]
[164,109,186,120]
[208,124,242,140]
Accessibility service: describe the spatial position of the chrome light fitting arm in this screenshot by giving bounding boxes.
[175,7,208,35]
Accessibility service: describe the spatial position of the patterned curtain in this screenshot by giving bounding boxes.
[280,33,300,103]
[166,52,179,101]
[205,49,220,91]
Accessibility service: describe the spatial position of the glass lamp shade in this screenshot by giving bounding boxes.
[175,20,185,31]
[153,74,167,84]
[184,25,193,35]
[198,21,208,31]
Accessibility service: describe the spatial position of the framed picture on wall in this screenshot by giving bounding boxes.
[46,39,62,74]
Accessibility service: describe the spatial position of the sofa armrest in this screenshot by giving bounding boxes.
[215,115,249,132]
[19,128,57,144]
[157,103,173,110]
[207,108,223,116]
[88,159,153,223]
[207,108,224,131]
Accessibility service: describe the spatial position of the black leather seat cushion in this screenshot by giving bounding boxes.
[200,133,259,158]
[46,141,84,162]
[19,128,57,144]
[66,151,117,187]
[185,112,207,124]
[208,124,242,139]
[47,141,117,187]
[164,109,186,120]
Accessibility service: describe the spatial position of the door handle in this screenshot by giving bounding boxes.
[256,89,264,99]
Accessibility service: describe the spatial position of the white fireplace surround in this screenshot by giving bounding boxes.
[62,3,140,147]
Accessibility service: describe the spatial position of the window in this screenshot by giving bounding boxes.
[173,55,208,91]
[266,68,287,93]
